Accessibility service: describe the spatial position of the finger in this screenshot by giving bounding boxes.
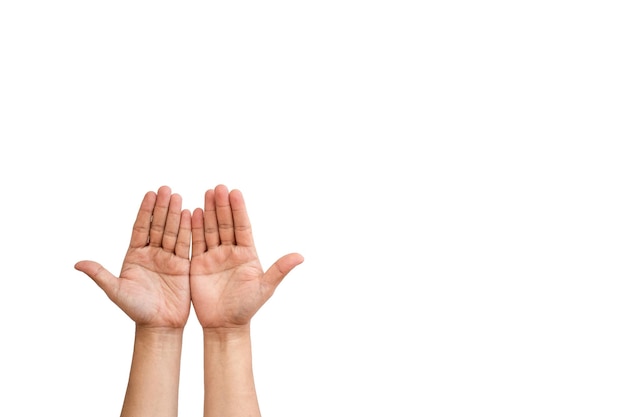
[176,209,192,258]
[129,191,157,249]
[215,184,235,246]
[74,260,119,299]
[229,189,254,247]
[191,207,207,256]
[203,189,220,249]
[149,185,172,248]
[262,253,304,289]
[162,193,182,253]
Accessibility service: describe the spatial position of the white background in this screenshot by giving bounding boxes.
[1,1,625,416]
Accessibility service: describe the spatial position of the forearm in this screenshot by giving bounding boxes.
[202,326,261,417]
[121,326,184,417]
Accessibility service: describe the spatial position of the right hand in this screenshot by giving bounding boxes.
[189,185,303,330]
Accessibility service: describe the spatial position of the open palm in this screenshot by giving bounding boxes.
[75,186,192,328]
[190,185,303,329]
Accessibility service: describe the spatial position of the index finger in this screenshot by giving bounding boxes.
[129,191,157,249]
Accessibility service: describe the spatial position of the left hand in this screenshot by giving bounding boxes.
[75,186,192,329]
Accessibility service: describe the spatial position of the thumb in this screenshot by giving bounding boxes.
[263,253,304,288]
[74,260,119,299]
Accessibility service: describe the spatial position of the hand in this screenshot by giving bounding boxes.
[75,186,192,329]
[190,185,303,330]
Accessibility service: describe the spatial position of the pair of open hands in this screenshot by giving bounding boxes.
[75,185,304,331]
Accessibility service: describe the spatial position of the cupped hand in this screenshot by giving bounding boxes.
[190,185,303,330]
[75,186,192,329]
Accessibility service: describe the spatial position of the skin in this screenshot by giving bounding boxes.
[75,186,192,417]
[75,185,303,417]
[190,185,304,417]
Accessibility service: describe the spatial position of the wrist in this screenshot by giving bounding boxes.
[134,325,184,351]
[202,325,251,344]
[136,324,185,335]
